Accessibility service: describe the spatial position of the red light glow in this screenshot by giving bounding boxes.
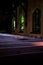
[33,42,43,46]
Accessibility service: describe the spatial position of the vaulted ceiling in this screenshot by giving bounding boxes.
[0,0,27,15]
[0,0,27,10]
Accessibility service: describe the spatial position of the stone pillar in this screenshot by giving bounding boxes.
[17,6,20,33]
[41,3,43,37]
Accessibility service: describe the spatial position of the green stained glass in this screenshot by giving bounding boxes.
[20,15,25,31]
[21,16,24,23]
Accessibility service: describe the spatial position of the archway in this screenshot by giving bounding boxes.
[32,8,41,34]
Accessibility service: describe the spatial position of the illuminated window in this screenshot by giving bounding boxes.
[12,18,16,31]
[20,15,25,32]
[13,20,16,30]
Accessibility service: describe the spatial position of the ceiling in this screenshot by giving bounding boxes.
[0,0,26,10]
[0,0,27,16]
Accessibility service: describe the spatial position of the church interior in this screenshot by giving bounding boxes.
[0,0,43,38]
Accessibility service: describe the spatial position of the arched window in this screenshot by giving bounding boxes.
[12,17,16,31]
[20,15,25,32]
[32,8,41,34]
[18,5,25,32]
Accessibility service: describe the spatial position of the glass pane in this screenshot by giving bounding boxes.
[32,8,41,33]
[20,15,25,31]
[12,18,16,31]
[13,20,16,30]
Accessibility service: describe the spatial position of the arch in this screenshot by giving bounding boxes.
[20,15,25,32]
[32,8,41,34]
[19,5,25,32]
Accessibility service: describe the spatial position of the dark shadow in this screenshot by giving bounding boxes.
[32,8,41,34]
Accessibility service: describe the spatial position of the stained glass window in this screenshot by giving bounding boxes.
[32,8,41,34]
[12,18,16,31]
[13,20,16,30]
[20,15,25,32]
